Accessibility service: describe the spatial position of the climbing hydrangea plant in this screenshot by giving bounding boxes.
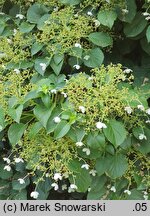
[0,0,149,200]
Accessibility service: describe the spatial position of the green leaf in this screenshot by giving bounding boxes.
[89,32,113,47]
[67,126,86,142]
[124,12,147,37]
[54,120,70,139]
[107,153,128,178]
[0,164,13,180]
[33,104,52,128]
[87,132,105,150]
[8,104,23,123]
[95,156,110,176]
[31,42,43,56]
[127,189,144,200]
[59,0,81,5]
[28,122,43,139]
[0,20,5,35]
[83,48,104,68]
[87,176,107,200]
[10,189,27,200]
[50,54,64,75]
[8,123,27,146]
[146,26,150,43]
[104,119,127,147]
[98,10,117,29]
[34,57,51,76]
[27,3,49,24]
[134,128,150,154]
[36,178,52,200]
[37,14,50,30]
[19,22,35,33]
[0,180,10,196]
[0,106,5,130]
[68,159,91,192]
[140,37,150,55]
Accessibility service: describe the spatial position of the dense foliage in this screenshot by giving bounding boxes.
[0,0,150,200]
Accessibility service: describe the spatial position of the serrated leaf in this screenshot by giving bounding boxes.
[98,10,117,29]
[107,153,128,178]
[8,123,27,146]
[104,119,127,147]
[89,32,113,47]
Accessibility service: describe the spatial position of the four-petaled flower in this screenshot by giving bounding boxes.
[96,122,107,129]
[124,190,131,195]
[18,178,25,184]
[87,11,93,16]
[40,63,47,71]
[124,106,132,114]
[89,169,97,176]
[68,184,78,193]
[139,133,147,140]
[15,158,24,163]
[51,89,57,94]
[30,191,39,199]
[16,14,24,19]
[14,69,20,74]
[3,157,10,164]
[123,68,133,74]
[51,183,59,191]
[110,186,116,193]
[73,64,80,70]
[79,106,86,114]
[53,116,61,123]
[4,165,11,172]
[54,173,62,181]
[137,104,145,111]
[146,108,150,115]
[81,164,89,170]
[82,148,90,155]
[75,141,84,147]
[74,43,81,48]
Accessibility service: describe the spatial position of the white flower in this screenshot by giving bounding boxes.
[96,121,107,129]
[62,184,67,190]
[18,178,25,184]
[61,92,67,98]
[124,189,131,195]
[146,120,150,123]
[73,64,80,70]
[45,173,49,177]
[30,191,39,199]
[142,12,150,16]
[81,164,89,170]
[88,187,91,192]
[13,29,17,36]
[146,108,150,115]
[79,106,86,114]
[88,76,93,81]
[68,184,78,193]
[94,19,100,27]
[89,169,97,176]
[110,186,116,193]
[14,69,20,74]
[123,68,133,74]
[53,173,62,181]
[87,11,93,16]
[53,7,58,12]
[16,14,24,19]
[53,116,61,123]
[124,106,133,114]
[76,141,84,147]
[137,104,145,111]
[145,16,150,20]
[74,43,81,48]
[122,9,129,14]
[3,157,10,164]
[143,195,148,200]
[82,148,90,155]
[4,165,11,172]
[15,158,24,163]
[84,55,90,61]
[51,183,59,190]
[7,38,12,44]
[40,63,47,71]
[139,133,147,140]
[51,89,57,94]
